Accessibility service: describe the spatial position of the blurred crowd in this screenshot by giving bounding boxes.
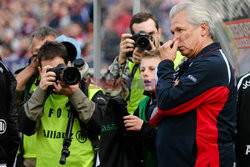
[0,0,187,72]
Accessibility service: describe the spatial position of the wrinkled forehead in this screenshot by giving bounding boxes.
[31,35,56,55]
[170,11,192,32]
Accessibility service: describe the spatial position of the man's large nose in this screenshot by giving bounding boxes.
[173,33,180,42]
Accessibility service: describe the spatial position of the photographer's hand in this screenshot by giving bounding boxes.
[118,33,134,64]
[149,39,156,51]
[29,55,39,71]
[53,80,79,96]
[53,61,79,96]
[132,38,156,64]
[15,55,39,90]
[38,65,56,90]
[132,47,143,64]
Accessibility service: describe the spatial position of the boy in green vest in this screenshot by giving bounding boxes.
[18,41,107,167]
[123,50,161,167]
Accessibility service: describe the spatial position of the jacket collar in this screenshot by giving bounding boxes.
[196,42,221,59]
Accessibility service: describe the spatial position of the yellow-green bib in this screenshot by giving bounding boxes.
[35,83,103,167]
[127,61,146,115]
[22,80,38,158]
[36,93,94,167]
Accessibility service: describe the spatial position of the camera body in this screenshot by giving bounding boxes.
[126,31,153,57]
[47,64,81,86]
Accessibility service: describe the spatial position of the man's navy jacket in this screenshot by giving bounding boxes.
[150,42,237,167]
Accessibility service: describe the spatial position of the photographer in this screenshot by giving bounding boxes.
[15,26,59,167]
[102,12,183,115]
[18,41,107,167]
[15,27,59,106]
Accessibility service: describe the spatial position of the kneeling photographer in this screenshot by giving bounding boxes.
[18,41,107,167]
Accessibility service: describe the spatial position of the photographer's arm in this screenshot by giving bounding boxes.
[102,34,135,98]
[102,33,134,80]
[69,87,107,135]
[15,58,39,108]
[19,87,47,135]
[69,88,96,124]
[104,56,127,79]
[15,56,39,90]
[19,66,54,135]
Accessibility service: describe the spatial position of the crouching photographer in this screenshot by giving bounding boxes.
[18,41,107,167]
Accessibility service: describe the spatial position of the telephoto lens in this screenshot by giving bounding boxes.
[136,35,151,50]
[62,67,81,85]
[126,31,152,57]
[47,64,81,85]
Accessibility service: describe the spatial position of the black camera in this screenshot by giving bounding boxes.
[126,31,153,57]
[47,64,81,86]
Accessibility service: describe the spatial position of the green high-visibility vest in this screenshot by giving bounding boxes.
[31,83,102,167]
[22,80,39,159]
[127,61,146,115]
[174,51,184,69]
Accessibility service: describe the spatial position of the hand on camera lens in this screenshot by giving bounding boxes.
[39,65,56,90]
[52,61,79,96]
[132,47,143,64]
[53,80,79,96]
[118,33,134,64]
[149,40,156,51]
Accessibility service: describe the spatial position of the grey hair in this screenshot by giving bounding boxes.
[30,26,59,49]
[169,2,215,39]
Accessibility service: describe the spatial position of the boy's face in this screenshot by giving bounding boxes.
[140,56,161,92]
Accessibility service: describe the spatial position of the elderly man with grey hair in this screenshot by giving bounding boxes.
[150,2,237,167]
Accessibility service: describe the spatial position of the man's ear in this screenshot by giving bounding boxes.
[38,66,42,75]
[158,28,162,37]
[67,61,72,67]
[200,22,209,37]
